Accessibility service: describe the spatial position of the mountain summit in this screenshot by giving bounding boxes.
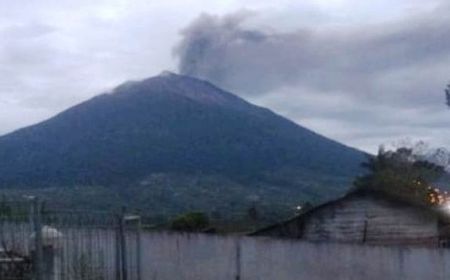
[0,73,365,218]
[111,71,256,110]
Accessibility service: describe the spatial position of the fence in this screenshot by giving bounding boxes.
[0,198,141,280]
[4,199,450,280]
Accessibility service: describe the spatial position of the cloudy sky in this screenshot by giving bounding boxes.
[1,0,449,152]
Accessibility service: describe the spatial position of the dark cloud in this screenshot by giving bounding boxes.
[175,9,450,104]
[175,7,450,152]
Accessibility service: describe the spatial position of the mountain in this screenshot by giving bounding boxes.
[0,72,366,223]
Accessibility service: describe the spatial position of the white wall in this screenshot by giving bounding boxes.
[141,232,450,280]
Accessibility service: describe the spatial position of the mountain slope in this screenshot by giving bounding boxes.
[0,72,366,220]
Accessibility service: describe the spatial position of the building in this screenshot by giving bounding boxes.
[252,189,450,247]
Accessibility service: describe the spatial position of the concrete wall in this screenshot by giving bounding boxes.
[141,232,450,280]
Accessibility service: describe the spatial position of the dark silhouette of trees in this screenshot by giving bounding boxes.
[247,205,260,222]
[446,84,450,107]
[170,212,210,232]
[354,147,445,206]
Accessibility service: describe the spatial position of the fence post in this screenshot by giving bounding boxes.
[117,209,143,280]
[120,208,128,280]
[235,238,241,280]
[123,213,142,280]
[115,213,122,280]
[136,216,142,280]
[32,198,44,280]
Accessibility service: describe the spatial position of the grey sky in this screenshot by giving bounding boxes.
[0,0,448,152]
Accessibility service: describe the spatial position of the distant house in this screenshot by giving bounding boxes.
[252,189,450,247]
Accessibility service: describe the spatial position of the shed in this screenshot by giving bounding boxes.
[252,189,450,247]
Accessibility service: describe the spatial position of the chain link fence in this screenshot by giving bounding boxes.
[0,198,141,280]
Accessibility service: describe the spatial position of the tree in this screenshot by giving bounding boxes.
[444,84,450,108]
[247,205,259,222]
[170,212,210,232]
[354,147,445,206]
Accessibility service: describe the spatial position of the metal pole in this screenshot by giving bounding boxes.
[33,198,44,280]
[120,208,128,280]
[115,214,122,280]
[136,216,142,280]
[123,214,141,280]
[235,239,241,280]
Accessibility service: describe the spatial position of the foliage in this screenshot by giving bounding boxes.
[170,212,210,232]
[446,84,450,107]
[0,168,355,232]
[246,206,259,221]
[0,198,30,221]
[354,147,445,206]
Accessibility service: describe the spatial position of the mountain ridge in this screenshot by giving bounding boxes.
[0,72,366,220]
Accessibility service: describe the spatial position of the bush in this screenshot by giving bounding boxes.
[170,212,210,232]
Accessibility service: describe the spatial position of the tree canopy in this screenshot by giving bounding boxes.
[170,212,210,232]
[354,147,446,206]
[446,84,450,107]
